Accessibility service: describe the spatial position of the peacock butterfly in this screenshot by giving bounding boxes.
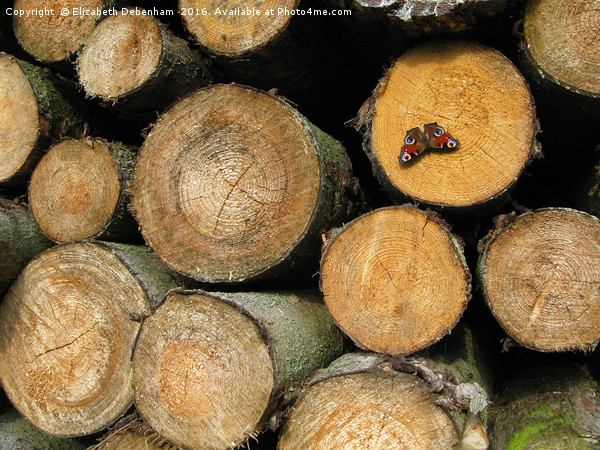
[399,122,459,163]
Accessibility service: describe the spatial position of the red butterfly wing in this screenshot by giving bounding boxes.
[399,127,427,163]
[423,122,459,150]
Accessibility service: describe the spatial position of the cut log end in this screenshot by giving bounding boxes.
[0,53,40,184]
[524,0,600,96]
[279,371,459,448]
[321,206,470,355]
[78,10,163,99]
[131,84,326,282]
[29,139,122,242]
[179,0,297,57]
[13,0,104,62]
[133,292,275,449]
[0,243,155,437]
[363,40,537,211]
[480,208,600,351]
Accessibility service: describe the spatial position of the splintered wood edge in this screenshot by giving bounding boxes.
[524,0,600,96]
[480,208,600,351]
[279,371,459,448]
[179,0,298,56]
[130,84,321,282]
[320,206,470,355]
[368,40,537,209]
[78,9,163,99]
[132,291,275,449]
[0,53,40,183]
[0,243,153,437]
[29,139,121,242]
[13,0,105,62]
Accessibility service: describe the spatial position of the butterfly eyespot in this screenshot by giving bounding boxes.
[406,136,415,144]
[401,154,411,162]
[448,141,457,148]
[434,128,443,137]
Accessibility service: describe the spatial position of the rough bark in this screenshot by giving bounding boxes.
[279,350,489,449]
[0,198,53,295]
[0,409,87,449]
[12,0,120,63]
[0,241,185,437]
[29,137,138,243]
[355,40,540,215]
[320,205,471,355]
[131,83,359,283]
[477,208,600,352]
[0,52,86,186]
[77,8,212,117]
[325,0,513,55]
[132,288,344,449]
[491,360,600,448]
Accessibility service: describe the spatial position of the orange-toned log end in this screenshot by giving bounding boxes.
[479,208,600,352]
[132,292,275,449]
[0,53,42,185]
[131,83,353,282]
[523,0,600,96]
[321,206,471,355]
[361,40,538,212]
[0,243,155,437]
[29,139,123,242]
[179,0,297,57]
[279,371,459,448]
[13,0,104,62]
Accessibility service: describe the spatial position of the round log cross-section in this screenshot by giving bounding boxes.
[279,354,460,448]
[131,83,355,282]
[29,138,136,242]
[523,0,600,96]
[13,0,107,62]
[29,139,136,242]
[77,8,211,113]
[179,0,298,57]
[132,289,343,449]
[320,206,471,355]
[358,40,538,213]
[478,208,600,352]
[0,242,182,437]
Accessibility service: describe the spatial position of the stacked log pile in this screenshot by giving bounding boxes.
[2,0,600,448]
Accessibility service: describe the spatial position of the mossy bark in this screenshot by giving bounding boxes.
[491,361,600,448]
[208,289,346,387]
[0,198,53,295]
[0,409,87,449]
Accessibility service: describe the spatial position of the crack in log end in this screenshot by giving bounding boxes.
[34,323,99,360]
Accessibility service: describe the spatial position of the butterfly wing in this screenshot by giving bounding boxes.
[423,122,459,150]
[399,127,427,163]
